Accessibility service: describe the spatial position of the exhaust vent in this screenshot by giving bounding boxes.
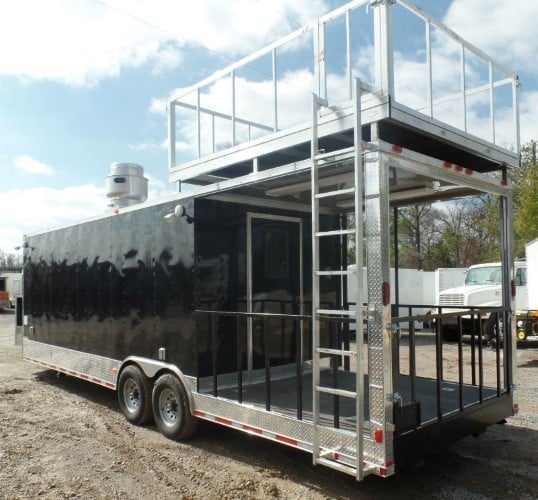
[106,162,148,209]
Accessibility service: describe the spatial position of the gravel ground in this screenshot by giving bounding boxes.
[0,310,537,499]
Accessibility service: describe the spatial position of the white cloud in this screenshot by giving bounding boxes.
[0,0,329,86]
[145,173,176,199]
[128,140,166,151]
[14,155,55,175]
[444,0,538,74]
[0,184,105,251]
[0,174,175,253]
[518,90,538,145]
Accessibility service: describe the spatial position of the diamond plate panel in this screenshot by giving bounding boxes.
[193,392,382,470]
[364,151,394,467]
[23,338,120,386]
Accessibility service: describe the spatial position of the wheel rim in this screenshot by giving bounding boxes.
[158,388,179,427]
[123,379,140,413]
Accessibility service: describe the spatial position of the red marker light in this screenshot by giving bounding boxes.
[374,428,383,443]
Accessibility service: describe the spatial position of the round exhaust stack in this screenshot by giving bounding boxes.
[106,162,148,209]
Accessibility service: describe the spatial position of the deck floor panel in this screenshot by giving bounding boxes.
[204,369,498,431]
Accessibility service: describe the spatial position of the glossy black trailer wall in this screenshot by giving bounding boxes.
[24,196,341,378]
[24,200,197,374]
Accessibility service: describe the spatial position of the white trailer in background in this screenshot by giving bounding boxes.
[0,272,22,310]
[348,266,467,330]
[516,239,538,343]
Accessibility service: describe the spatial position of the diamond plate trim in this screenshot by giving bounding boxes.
[23,338,120,388]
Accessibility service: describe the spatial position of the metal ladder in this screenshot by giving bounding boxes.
[311,79,366,480]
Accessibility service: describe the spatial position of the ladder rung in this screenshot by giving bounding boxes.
[313,146,355,162]
[315,270,350,276]
[316,347,356,356]
[315,187,356,199]
[315,386,357,399]
[316,309,355,316]
[315,229,354,237]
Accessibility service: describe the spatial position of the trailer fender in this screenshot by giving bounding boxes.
[119,356,196,412]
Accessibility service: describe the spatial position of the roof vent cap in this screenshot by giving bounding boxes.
[105,162,148,209]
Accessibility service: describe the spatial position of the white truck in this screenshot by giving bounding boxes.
[516,239,538,343]
[437,261,527,343]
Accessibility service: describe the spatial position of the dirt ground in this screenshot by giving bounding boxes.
[0,311,537,500]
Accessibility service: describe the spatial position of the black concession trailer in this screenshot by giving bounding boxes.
[22,0,520,481]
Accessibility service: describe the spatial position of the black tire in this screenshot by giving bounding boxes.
[117,365,154,425]
[441,325,457,342]
[485,314,498,345]
[152,373,198,441]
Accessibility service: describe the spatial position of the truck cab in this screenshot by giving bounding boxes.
[437,262,526,342]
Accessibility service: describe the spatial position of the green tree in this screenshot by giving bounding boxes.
[514,141,538,257]
[395,204,441,270]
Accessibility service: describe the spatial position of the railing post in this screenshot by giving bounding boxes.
[371,0,395,96]
[168,102,176,168]
[236,316,243,404]
[211,314,218,397]
[264,317,271,412]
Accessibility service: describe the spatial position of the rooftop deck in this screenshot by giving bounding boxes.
[167,0,519,206]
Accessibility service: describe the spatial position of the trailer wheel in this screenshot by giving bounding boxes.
[117,365,153,425]
[152,373,197,441]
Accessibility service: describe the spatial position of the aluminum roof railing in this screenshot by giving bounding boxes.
[168,0,520,180]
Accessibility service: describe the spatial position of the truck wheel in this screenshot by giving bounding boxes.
[485,314,501,346]
[441,325,457,342]
[152,373,197,441]
[118,365,154,425]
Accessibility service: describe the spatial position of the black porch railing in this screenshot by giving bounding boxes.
[195,303,512,431]
[392,304,511,425]
[195,309,311,420]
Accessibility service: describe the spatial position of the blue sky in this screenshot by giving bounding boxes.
[1,0,536,252]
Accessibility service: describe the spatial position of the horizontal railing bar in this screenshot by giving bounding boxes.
[317,309,356,316]
[315,229,355,237]
[316,386,357,399]
[175,101,274,132]
[316,347,357,356]
[415,77,514,113]
[316,270,351,276]
[195,310,311,320]
[315,187,357,199]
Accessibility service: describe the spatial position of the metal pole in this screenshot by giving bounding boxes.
[372,0,395,96]
[426,21,433,117]
[272,48,278,132]
[168,102,176,169]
